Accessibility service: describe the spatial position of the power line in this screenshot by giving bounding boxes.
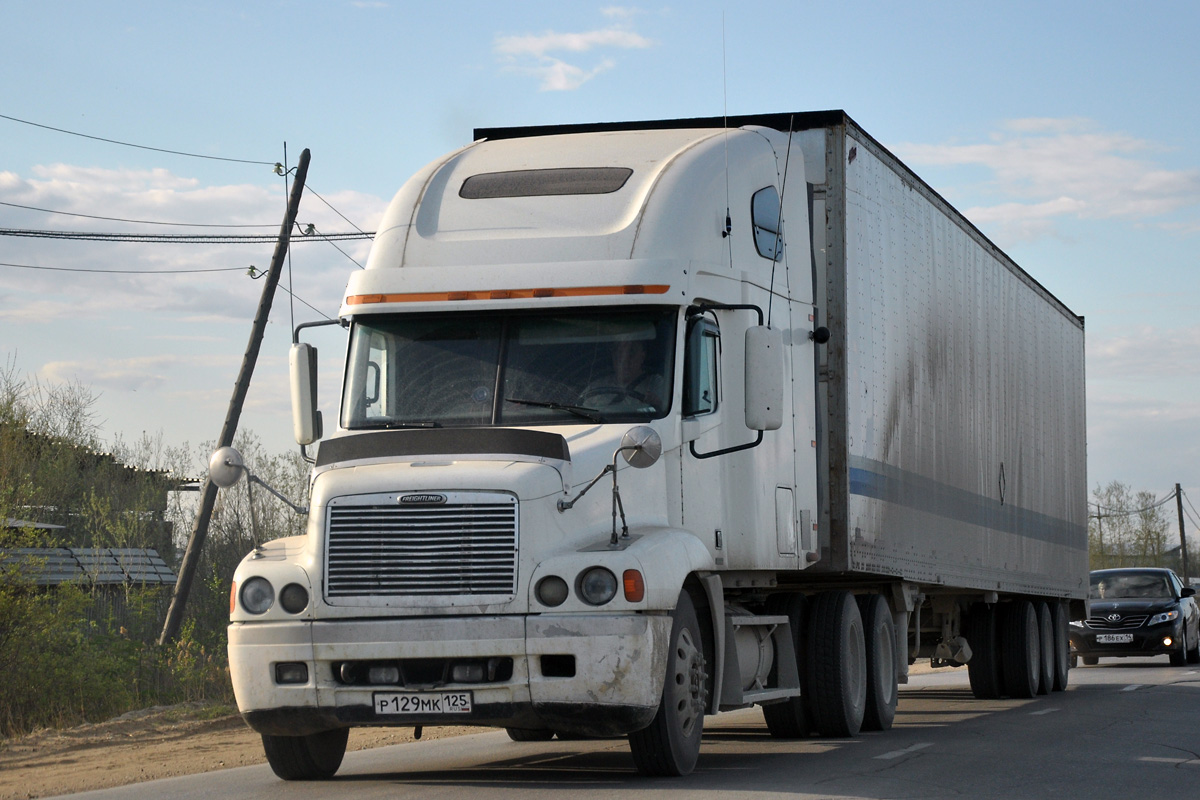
[300,223,365,269]
[306,185,369,235]
[1091,489,1178,519]
[0,260,246,275]
[0,200,278,228]
[0,227,373,244]
[0,112,275,166]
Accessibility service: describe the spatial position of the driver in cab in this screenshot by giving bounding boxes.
[582,338,666,412]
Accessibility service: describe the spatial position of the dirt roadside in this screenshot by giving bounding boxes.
[0,704,485,800]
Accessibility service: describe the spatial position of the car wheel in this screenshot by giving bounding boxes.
[1081,656,1098,666]
[506,727,555,742]
[1169,628,1188,667]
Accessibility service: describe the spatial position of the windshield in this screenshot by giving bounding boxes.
[342,307,676,429]
[1089,572,1173,599]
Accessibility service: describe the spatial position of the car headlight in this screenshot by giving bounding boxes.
[1149,609,1180,626]
[578,567,618,606]
[240,577,275,614]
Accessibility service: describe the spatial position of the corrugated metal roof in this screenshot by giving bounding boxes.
[0,547,177,586]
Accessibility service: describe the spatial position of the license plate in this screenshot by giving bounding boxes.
[1096,633,1133,644]
[374,691,473,715]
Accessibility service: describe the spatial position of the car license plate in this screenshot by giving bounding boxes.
[1096,633,1133,644]
[374,691,473,715]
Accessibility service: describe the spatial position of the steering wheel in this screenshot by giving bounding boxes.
[580,384,646,405]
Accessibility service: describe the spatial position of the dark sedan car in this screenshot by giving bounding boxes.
[1070,568,1200,666]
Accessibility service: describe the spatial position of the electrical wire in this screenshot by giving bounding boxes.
[0,200,278,228]
[1090,488,1178,519]
[0,260,245,274]
[0,228,372,243]
[0,112,275,165]
[298,223,365,269]
[305,185,370,235]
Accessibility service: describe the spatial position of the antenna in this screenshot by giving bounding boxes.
[766,115,795,328]
[720,13,732,254]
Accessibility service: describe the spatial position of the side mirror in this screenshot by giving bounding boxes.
[289,343,323,446]
[1182,586,1196,599]
[620,426,662,468]
[745,326,783,431]
[209,446,246,488]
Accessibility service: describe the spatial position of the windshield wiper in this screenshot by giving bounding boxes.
[355,420,441,429]
[506,397,607,424]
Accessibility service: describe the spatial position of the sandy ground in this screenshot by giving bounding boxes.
[0,703,484,799]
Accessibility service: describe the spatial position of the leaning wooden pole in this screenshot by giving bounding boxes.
[160,149,311,645]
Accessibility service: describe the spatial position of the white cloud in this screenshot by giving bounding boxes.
[494,13,654,91]
[895,119,1200,242]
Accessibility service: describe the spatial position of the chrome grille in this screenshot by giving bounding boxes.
[325,493,517,598]
[1084,614,1148,630]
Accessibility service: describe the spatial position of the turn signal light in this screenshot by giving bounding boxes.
[623,569,645,602]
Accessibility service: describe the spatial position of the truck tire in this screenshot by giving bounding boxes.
[965,603,1004,699]
[1035,601,1054,696]
[806,591,866,737]
[762,593,812,738]
[261,728,349,780]
[1000,600,1041,698]
[506,727,555,742]
[628,590,707,776]
[1051,600,1071,691]
[856,593,897,731]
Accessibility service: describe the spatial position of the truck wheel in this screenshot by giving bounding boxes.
[1051,601,1071,690]
[806,591,866,737]
[261,729,349,780]
[1035,602,1054,696]
[506,727,555,742]
[965,603,1004,699]
[628,590,707,776]
[1001,600,1041,698]
[856,593,897,731]
[762,593,812,738]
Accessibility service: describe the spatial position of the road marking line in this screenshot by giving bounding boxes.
[1121,685,1144,692]
[1029,708,1060,716]
[875,742,933,760]
[1139,757,1200,767]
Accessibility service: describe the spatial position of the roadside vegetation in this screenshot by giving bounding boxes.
[1089,481,1198,573]
[0,361,307,739]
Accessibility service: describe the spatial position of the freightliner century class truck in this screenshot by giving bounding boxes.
[216,111,1088,778]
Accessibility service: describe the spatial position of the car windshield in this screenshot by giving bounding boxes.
[1089,573,1173,599]
[341,307,676,429]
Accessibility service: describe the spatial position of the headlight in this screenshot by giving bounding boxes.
[1149,609,1180,626]
[536,576,569,607]
[578,567,618,606]
[279,583,309,614]
[240,577,275,614]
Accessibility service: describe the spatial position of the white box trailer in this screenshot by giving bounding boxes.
[221,111,1088,779]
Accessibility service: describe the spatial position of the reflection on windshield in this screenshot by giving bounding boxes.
[341,308,676,429]
[1089,573,1172,599]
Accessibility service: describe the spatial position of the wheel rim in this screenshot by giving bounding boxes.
[667,624,705,738]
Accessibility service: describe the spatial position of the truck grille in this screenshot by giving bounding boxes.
[325,492,518,598]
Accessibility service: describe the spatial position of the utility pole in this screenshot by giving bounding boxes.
[160,149,311,645]
[1177,483,1189,583]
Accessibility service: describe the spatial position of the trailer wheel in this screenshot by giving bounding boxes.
[1051,601,1071,691]
[762,593,812,738]
[261,728,349,780]
[856,593,897,731]
[1001,600,1041,698]
[806,591,866,737]
[506,727,555,742]
[965,603,1004,699]
[628,590,707,776]
[1035,602,1054,695]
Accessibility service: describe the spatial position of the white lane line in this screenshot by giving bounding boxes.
[1029,708,1060,716]
[875,742,934,760]
[1140,757,1200,767]
[1121,685,1144,692]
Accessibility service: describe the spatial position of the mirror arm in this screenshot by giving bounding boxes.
[293,317,343,344]
[245,472,309,516]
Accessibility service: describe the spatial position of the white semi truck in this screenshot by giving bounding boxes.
[220,111,1088,778]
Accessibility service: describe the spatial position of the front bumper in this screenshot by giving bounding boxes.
[1069,621,1184,658]
[228,612,670,736]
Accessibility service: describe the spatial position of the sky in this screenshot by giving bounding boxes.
[2,1,1199,531]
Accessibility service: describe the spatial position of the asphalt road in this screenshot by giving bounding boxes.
[52,658,1200,800]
